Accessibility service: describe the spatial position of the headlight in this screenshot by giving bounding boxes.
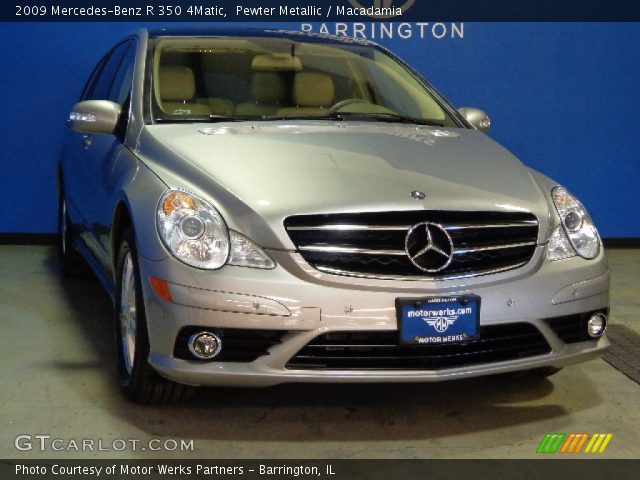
[157,190,229,269]
[547,224,576,261]
[157,189,276,270]
[228,231,275,269]
[548,186,600,260]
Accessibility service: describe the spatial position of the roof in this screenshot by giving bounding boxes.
[145,26,375,47]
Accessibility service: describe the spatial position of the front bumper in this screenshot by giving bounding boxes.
[149,340,608,387]
[139,245,610,387]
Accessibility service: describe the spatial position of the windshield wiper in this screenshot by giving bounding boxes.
[155,115,257,123]
[258,114,339,122]
[209,114,258,122]
[331,112,444,127]
[261,112,444,126]
[196,114,333,123]
[156,113,444,127]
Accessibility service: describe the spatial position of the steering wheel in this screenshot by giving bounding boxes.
[328,98,371,113]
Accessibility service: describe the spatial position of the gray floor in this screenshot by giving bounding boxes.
[1,246,638,459]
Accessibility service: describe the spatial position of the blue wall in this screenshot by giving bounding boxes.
[1,22,638,236]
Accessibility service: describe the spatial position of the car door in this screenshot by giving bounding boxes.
[64,40,135,274]
[62,54,107,247]
[92,40,138,266]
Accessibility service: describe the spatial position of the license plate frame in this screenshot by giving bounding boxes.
[396,295,481,345]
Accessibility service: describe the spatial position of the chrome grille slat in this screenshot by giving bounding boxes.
[285,211,539,280]
[286,220,538,232]
[299,245,406,256]
[287,224,411,231]
[453,241,537,255]
[444,221,538,230]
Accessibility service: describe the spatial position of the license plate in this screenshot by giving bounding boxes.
[396,296,481,345]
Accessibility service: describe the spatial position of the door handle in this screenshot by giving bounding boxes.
[82,134,92,149]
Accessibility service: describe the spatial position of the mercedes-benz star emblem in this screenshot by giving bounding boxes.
[404,222,454,273]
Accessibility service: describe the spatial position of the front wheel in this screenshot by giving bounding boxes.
[115,227,195,404]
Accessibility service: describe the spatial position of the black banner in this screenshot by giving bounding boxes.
[4,0,640,22]
[3,460,640,480]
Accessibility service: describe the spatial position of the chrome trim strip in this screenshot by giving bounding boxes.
[314,262,528,281]
[444,221,538,230]
[453,241,536,255]
[288,224,410,231]
[299,245,406,256]
[299,241,535,257]
[288,221,538,232]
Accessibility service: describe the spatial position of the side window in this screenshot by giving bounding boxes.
[109,41,136,105]
[89,42,129,101]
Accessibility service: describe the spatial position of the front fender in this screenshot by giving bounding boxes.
[111,153,169,270]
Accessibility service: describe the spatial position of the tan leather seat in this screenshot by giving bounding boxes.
[235,72,288,116]
[159,66,211,116]
[277,72,335,116]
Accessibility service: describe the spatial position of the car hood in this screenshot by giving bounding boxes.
[139,121,551,249]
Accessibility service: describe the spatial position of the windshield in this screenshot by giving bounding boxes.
[149,36,459,127]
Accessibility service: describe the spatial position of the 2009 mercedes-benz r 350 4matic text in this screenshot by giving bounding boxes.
[59,28,609,403]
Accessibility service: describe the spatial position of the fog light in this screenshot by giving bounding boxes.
[187,331,222,359]
[587,314,607,338]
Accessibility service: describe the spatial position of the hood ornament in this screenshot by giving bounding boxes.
[410,191,427,200]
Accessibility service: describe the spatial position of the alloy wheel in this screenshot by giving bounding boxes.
[119,251,137,376]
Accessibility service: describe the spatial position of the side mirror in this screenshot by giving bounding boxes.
[458,107,491,133]
[68,100,121,134]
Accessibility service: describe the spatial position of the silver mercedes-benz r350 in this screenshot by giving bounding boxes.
[58,28,609,403]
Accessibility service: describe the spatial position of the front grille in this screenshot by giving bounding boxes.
[285,211,539,279]
[286,323,551,370]
[174,327,287,362]
[546,310,608,344]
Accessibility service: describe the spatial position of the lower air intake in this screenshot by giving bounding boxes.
[286,323,550,370]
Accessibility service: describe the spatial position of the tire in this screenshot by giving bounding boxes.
[114,227,196,404]
[57,188,87,277]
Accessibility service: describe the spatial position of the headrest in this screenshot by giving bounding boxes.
[159,66,196,101]
[251,54,302,72]
[252,72,287,104]
[293,72,334,107]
